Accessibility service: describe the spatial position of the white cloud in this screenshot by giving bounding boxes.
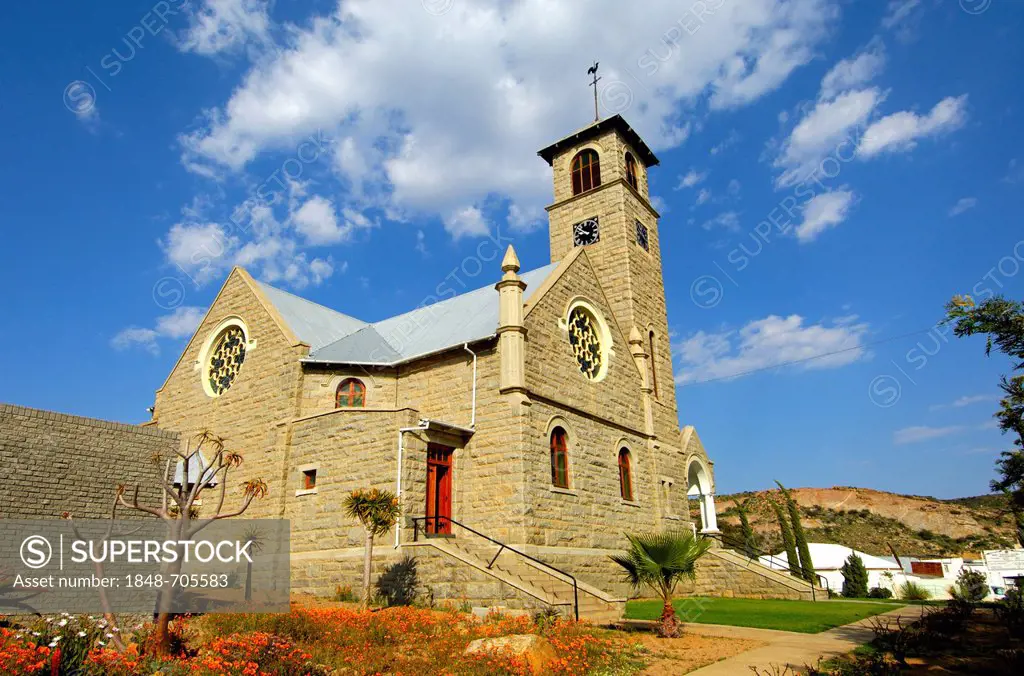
[178,0,271,55]
[443,206,490,239]
[1004,158,1024,185]
[881,0,921,30]
[155,306,206,339]
[893,425,965,445]
[111,328,160,355]
[775,88,883,187]
[930,394,999,410]
[178,0,839,233]
[795,190,855,242]
[415,229,428,256]
[160,183,356,289]
[674,313,869,383]
[160,222,238,285]
[112,306,207,355]
[701,211,740,231]
[292,195,343,245]
[710,130,740,156]
[858,95,968,158]
[820,42,886,100]
[948,197,978,217]
[695,188,712,206]
[677,169,708,190]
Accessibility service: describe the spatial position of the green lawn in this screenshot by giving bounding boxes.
[624,597,903,634]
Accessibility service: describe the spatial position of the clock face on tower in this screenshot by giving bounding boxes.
[635,220,649,251]
[572,216,600,247]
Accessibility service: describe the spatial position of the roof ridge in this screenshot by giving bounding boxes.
[308,262,558,364]
[255,279,366,325]
[370,261,557,327]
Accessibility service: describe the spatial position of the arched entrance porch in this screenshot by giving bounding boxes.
[687,458,719,533]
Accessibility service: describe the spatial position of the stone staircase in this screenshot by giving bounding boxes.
[405,536,625,624]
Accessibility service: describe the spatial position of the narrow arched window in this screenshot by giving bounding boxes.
[625,152,639,190]
[571,149,601,195]
[648,330,659,398]
[550,427,570,488]
[336,378,366,408]
[618,448,633,501]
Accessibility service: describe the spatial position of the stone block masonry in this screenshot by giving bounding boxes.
[0,403,173,519]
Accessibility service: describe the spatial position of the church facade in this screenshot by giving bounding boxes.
[149,116,726,618]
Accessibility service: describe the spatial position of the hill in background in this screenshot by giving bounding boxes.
[714,486,1018,558]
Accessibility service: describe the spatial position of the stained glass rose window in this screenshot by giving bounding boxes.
[206,325,246,396]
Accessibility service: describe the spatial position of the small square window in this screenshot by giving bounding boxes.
[302,469,317,490]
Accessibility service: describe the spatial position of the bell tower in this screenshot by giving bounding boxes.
[537,115,679,424]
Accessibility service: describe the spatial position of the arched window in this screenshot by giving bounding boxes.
[571,149,601,195]
[335,378,366,408]
[618,448,633,501]
[648,330,659,398]
[625,152,639,190]
[550,427,570,488]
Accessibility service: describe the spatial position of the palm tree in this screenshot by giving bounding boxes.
[610,530,713,637]
[343,488,401,607]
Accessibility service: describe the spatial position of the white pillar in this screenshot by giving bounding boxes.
[701,493,719,532]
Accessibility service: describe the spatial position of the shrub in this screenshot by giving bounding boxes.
[841,553,869,598]
[375,555,420,607]
[804,652,902,675]
[949,568,988,603]
[868,586,893,599]
[898,580,931,601]
[869,615,924,664]
[996,586,1024,638]
[334,585,358,603]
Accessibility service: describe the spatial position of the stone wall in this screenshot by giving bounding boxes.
[682,549,817,601]
[0,403,174,519]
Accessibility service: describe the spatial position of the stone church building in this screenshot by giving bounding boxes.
[148,116,812,620]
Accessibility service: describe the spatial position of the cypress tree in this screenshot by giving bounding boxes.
[777,481,816,583]
[841,552,869,598]
[735,499,758,559]
[771,500,800,578]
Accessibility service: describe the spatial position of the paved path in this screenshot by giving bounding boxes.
[683,604,926,675]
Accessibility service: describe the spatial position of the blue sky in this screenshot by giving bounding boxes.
[1,0,1021,499]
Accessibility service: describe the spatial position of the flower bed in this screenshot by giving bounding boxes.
[1,606,634,675]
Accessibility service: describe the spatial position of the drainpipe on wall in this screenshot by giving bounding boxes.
[463,343,477,429]
[395,421,429,548]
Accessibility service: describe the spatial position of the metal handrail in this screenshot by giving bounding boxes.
[412,516,580,621]
[702,530,831,599]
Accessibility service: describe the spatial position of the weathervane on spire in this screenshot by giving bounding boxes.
[587,61,600,122]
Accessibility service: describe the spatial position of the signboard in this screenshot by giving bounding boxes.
[984,549,1024,572]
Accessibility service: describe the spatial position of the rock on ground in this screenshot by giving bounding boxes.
[464,633,557,674]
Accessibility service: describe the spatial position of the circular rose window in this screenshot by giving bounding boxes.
[206,325,247,396]
[567,306,603,380]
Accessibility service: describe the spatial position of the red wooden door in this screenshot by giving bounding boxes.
[425,445,453,535]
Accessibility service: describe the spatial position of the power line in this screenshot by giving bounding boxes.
[677,326,942,387]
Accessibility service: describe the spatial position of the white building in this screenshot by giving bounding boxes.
[759,543,906,596]
[760,543,1024,600]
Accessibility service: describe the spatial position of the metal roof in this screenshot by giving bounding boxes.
[759,543,902,571]
[255,280,368,350]
[537,114,659,167]
[258,263,558,367]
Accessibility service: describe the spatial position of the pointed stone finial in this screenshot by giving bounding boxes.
[501,245,521,273]
[629,325,644,345]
